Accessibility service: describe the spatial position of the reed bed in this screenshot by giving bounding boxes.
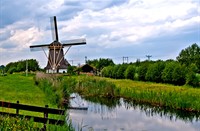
[73,76,200,111]
[108,79,200,111]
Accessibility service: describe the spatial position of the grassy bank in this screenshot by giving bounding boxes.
[109,79,200,111]
[0,73,73,130]
[74,76,200,112]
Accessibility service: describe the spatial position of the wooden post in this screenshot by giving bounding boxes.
[43,105,48,130]
[16,101,19,115]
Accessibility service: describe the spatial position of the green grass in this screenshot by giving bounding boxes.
[73,75,200,111]
[0,73,73,130]
[0,73,49,106]
[108,79,200,110]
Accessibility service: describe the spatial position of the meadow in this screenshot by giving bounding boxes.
[0,73,73,130]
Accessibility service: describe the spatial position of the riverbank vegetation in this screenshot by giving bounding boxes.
[33,72,200,112]
[73,76,200,112]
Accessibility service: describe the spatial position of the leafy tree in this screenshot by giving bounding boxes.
[145,61,165,82]
[17,62,25,72]
[124,65,136,80]
[162,62,177,84]
[5,59,40,73]
[172,64,186,85]
[138,64,149,81]
[116,64,128,79]
[186,64,199,87]
[111,65,120,79]
[67,66,76,75]
[7,67,16,74]
[87,58,114,72]
[177,43,200,72]
[101,66,113,78]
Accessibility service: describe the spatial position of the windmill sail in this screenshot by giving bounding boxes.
[51,16,59,41]
[30,16,86,73]
[62,38,86,46]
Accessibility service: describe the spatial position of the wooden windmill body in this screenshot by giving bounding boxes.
[30,16,86,73]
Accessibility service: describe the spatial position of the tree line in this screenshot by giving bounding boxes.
[2,59,40,74]
[101,43,200,87]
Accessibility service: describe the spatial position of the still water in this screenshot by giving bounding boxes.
[68,94,200,131]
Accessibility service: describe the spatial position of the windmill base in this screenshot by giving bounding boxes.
[46,69,67,74]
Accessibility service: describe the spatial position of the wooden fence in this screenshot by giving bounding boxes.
[0,100,87,127]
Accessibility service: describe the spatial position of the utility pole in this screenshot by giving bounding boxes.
[146,55,152,61]
[26,60,28,76]
[85,56,87,64]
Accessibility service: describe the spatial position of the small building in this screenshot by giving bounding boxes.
[79,64,96,75]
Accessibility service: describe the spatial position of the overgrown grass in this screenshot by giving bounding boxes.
[73,76,200,111]
[109,79,200,111]
[34,72,76,107]
[74,76,117,98]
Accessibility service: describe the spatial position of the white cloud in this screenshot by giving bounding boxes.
[0,20,44,53]
[0,0,199,65]
[59,0,199,49]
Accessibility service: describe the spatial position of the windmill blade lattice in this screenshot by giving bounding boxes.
[30,16,86,73]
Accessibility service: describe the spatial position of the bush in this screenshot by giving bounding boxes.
[116,64,128,79]
[186,64,199,87]
[124,65,136,80]
[137,64,149,81]
[162,62,177,84]
[172,64,186,85]
[145,62,165,82]
[112,65,120,79]
[7,67,16,74]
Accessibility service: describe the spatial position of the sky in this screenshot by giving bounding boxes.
[0,0,200,67]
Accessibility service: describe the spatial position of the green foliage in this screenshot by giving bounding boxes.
[67,66,76,75]
[7,67,17,74]
[186,64,199,87]
[75,76,117,97]
[162,62,178,84]
[145,61,165,82]
[177,43,200,72]
[124,65,136,80]
[137,63,149,81]
[5,59,40,73]
[101,66,113,78]
[87,58,114,72]
[116,64,128,79]
[0,116,38,130]
[107,78,200,111]
[112,65,120,79]
[172,64,186,85]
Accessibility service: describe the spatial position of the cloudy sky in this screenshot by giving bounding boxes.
[0,0,199,67]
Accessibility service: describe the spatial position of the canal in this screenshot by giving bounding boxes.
[68,94,200,131]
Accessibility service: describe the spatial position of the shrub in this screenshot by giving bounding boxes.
[162,62,177,84]
[172,64,186,85]
[116,64,128,79]
[145,62,165,82]
[7,67,16,74]
[186,64,199,87]
[124,65,136,80]
[138,64,149,81]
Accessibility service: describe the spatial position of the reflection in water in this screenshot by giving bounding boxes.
[123,99,200,122]
[68,93,200,131]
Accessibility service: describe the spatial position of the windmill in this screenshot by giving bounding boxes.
[30,16,86,73]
